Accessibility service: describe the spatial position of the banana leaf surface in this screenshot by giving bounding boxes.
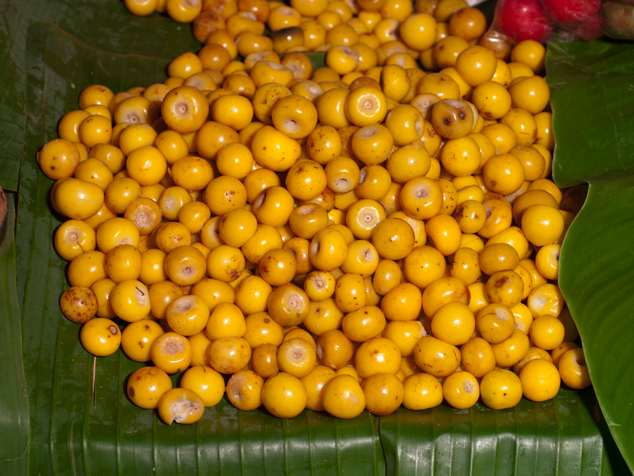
[0,0,630,473]
[547,40,634,474]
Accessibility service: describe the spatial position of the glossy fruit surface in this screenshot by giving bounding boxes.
[34,5,593,429]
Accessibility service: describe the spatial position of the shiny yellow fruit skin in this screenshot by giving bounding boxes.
[148,280,182,320]
[480,369,523,410]
[250,125,302,172]
[304,271,336,302]
[381,283,422,322]
[362,372,404,416]
[372,218,415,261]
[476,303,515,344]
[226,370,265,411]
[126,145,167,187]
[163,243,205,285]
[479,243,519,276]
[162,86,209,133]
[68,250,108,288]
[535,244,560,281]
[262,372,308,418]
[529,315,565,351]
[486,270,524,309]
[301,365,337,412]
[512,302,534,334]
[372,259,403,296]
[205,301,246,340]
[400,176,443,220]
[460,337,496,378]
[512,346,553,375]
[54,178,105,220]
[341,240,379,278]
[355,337,401,379]
[151,332,193,374]
[180,365,226,407]
[127,366,173,410]
[235,275,273,315]
[431,301,475,346]
[491,329,530,368]
[558,348,592,390]
[316,329,354,370]
[110,280,151,323]
[96,217,140,254]
[189,331,212,367]
[346,199,386,240]
[91,278,117,319]
[322,374,366,419]
[121,319,164,362]
[208,336,252,374]
[206,245,245,283]
[402,373,444,411]
[139,248,168,286]
[126,197,163,237]
[442,371,480,409]
[519,359,560,402]
[157,388,205,425]
[341,305,386,343]
[252,343,280,379]
[449,247,481,285]
[422,276,470,319]
[403,245,446,290]
[267,283,310,327]
[38,138,80,180]
[55,219,96,261]
[551,341,580,367]
[382,320,425,358]
[527,283,564,319]
[105,244,142,283]
[166,295,210,336]
[400,13,437,50]
[80,318,121,357]
[105,177,142,216]
[277,337,317,378]
[413,336,461,378]
[521,204,564,247]
[309,228,348,271]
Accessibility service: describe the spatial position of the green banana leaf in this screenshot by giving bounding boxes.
[0,0,631,473]
[547,40,634,473]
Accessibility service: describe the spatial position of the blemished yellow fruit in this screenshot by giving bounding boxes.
[121,319,164,362]
[60,286,98,324]
[226,370,265,411]
[80,318,121,356]
[127,366,173,409]
[442,371,480,409]
[157,388,205,425]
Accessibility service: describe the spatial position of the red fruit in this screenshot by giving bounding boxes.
[572,16,603,40]
[542,0,601,26]
[496,0,554,43]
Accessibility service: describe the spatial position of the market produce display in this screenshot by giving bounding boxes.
[34,0,594,426]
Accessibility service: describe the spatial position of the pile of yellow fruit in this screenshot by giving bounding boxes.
[36,0,592,425]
